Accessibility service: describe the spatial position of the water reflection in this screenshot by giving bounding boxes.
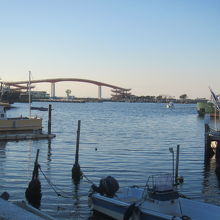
[88,211,115,220]
[47,139,52,163]
[0,142,7,179]
[203,154,220,205]
[0,141,7,159]
[72,183,83,220]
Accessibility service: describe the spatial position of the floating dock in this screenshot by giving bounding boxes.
[0,104,56,141]
[0,132,56,141]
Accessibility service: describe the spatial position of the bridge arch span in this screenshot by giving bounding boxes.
[4,78,131,99]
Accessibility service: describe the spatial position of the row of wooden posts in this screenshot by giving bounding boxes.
[27,115,186,209]
[48,104,82,181]
[26,119,82,208]
[26,110,220,208]
[24,108,220,208]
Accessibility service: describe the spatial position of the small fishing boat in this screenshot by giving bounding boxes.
[31,106,48,111]
[196,101,215,116]
[166,102,175,109]
[88,173,220,220]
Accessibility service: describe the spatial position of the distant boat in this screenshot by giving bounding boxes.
[166,102,175,109]
[31,106,48,111]
[196,101,215,116]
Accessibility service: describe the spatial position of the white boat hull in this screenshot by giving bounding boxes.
[89,186,220,220]
[90,194,129,220]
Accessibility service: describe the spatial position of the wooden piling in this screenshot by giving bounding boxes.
[175,145,180,184]
[215,141,220,175]
[47,139,52,162]
[25,149,42,209]
[204,123,214,158]
[48,104,52,135]
[75,120,81,165]
[33,149,40,180]
[72,120,82,183]
[205,123,209,156]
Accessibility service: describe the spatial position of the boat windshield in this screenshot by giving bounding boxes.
[146,173,173,192]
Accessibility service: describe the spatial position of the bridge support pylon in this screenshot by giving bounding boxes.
[98,86,102,99]
[51,83,55,98]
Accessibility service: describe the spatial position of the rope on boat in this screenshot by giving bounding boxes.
[82,172,95,185]
[39,166,73,199]
[178,193,191,199]
[39,166,94,199]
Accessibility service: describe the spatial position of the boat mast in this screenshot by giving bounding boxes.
[28,71,31,117]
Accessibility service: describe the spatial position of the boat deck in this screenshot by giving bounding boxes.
[119,196,139,203]
[0,198,56,220]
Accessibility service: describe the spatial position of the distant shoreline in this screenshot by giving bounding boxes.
[30,97,206,104]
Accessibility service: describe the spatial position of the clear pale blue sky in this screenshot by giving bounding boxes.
[0,0,219,98]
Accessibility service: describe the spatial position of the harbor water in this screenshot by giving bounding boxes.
[0,102,220,219]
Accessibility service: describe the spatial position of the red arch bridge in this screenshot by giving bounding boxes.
[3,78,131,99]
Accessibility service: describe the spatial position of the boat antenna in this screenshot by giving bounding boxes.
[28,71,31,117]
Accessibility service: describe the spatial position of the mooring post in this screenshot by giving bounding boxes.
[216,141,220,159]
[169,147,175,185]
[25,149,42,209]
[215,141,220,175]
[33,149,40,180]
[204,123,214,158]
[75,120,80,165]
[175,145,180,184]
[72,120,82,183]
[48,104,52,135]
[47,139,52,162]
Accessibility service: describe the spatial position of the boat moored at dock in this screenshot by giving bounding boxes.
[196,101,215,116]
[88,173,220,220]
[0,105,42,133]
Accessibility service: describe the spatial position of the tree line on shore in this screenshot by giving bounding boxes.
[113,93,208,104]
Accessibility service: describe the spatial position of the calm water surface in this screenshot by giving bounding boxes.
[0,102,220,219]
